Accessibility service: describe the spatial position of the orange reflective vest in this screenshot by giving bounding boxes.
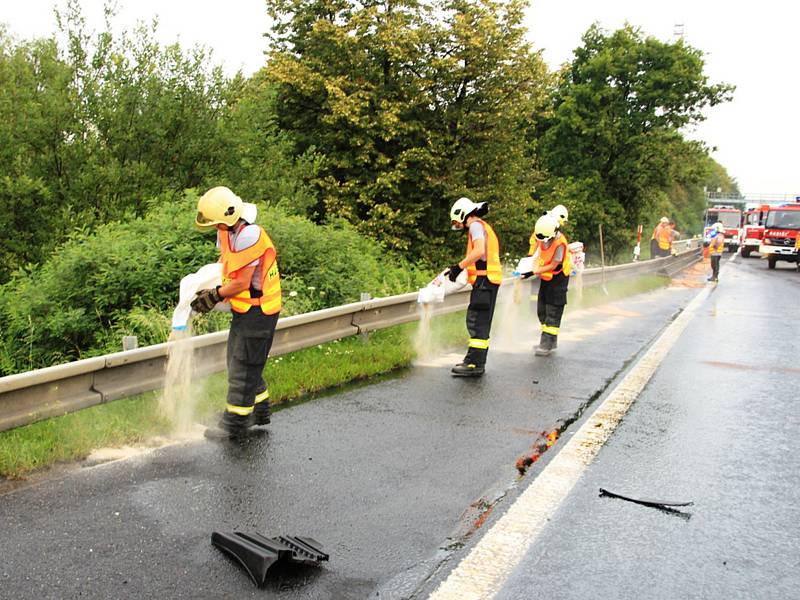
[653,224,672,250]
[709,234,725,256]
[534,234,571,281]
[219,226,281,315]
[466,219,502,284]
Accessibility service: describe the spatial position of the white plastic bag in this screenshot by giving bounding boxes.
[512,256,535,277]
[417,268,468,304]
[171,263,226,330]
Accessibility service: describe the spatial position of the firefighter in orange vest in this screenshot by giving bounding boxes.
[707,222,725,282]
[650,217,672,258]
[191,186,282,439]
[524,213,571,356]
[446,197,502,377]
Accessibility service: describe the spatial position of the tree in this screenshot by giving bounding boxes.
[265,0,549,263]
[0,2,240,281]
[537,24,734,254]
[215,70,324,214]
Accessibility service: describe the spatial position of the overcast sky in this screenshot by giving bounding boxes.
[3,0,799,197]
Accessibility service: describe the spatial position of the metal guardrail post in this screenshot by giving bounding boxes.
[0,244,700,432]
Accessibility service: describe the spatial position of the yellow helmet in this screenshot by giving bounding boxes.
[195,186,243,230]
[551,204,568,226]
[534,213,559,242]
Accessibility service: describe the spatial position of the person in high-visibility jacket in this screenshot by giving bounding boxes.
[707,222,725,282]
[524,213,571,356]
[651,217,672,258]
[191,186,281,439]
[446,197,502,377]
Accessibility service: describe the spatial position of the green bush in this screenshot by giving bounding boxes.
[0,190,432,375]
[264,209,430,312]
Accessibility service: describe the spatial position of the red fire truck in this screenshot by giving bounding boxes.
[704,205,742,252]
[740,204,771,258]
[758,204,800,269]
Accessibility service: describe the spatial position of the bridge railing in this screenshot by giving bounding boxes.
[0,241,700,432]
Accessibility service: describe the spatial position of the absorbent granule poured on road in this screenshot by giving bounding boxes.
[491,281,536,354]
[160,327,199,434]
[413,302,435,362]
[670,260,711,288]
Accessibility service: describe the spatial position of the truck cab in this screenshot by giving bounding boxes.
[704,206,743,252]
[740,204,770,258]
[758,204,800,269]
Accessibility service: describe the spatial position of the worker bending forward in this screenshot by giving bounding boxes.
[191,186,282,439]
[527,213,571,357]
[446,197,502,377]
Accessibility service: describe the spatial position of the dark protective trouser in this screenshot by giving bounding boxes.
[224,306,279,428]
[537,300,566,336]
[710,254,721,280]
[537,273,569,340]
[463,276,500,367]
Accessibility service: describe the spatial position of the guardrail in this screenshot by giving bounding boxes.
[0,241,700,432]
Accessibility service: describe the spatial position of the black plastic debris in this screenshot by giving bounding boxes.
[211,531,329,587]
[599,487,693,509]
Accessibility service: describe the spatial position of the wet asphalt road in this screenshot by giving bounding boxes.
[422,254,800,599]
[0,262,749,600]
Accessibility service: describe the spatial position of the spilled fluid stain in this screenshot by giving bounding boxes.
[560,313,625,343]
[515,430,559,475]
[701,360,800,375]
[595,305,643,318]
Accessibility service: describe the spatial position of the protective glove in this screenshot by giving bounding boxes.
[191,286,223,314]
[446,264,463,282]
[519,272,534,280]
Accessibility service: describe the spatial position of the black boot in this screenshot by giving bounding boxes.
[204,411,251,440]
[535,333,556,356]
[252,402,271,426]
[451,362,485,377]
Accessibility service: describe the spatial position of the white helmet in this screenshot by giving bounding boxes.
[551,204,568,225]
[714,222,725,233]
[450,197,487,224]
[534,213,559,242]
[660,216,669,224]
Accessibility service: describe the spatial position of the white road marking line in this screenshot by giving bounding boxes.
[427,285,712,600]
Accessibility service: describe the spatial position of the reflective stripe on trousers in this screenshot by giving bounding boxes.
[537,298,565,336]
[463,277,499,367]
